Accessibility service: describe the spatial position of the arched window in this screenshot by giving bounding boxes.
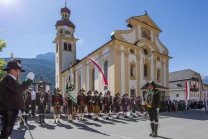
[68,44,72,51]
[78,73,81,91]
[157,70,160,80]
[144,64,148,77]
[56,44,58,53]
[64,43,67,50]
[104,61,108,89]
[90,68,95,91]
[60,28,63,34]
[144,49,148,55]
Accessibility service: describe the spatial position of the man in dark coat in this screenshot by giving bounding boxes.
[98,92,103,116]
[20,89,31,125]
[144,81,160,137]
[51,87,63,124]
[92,90,100,121]
[122,93,129,118]
[36,85,48,124]
[0,59,34,139]
[113,92,121,119]
[167,98,171,112]
[86,91,93,118]
[103,91,112,120]
[77,88,86,122]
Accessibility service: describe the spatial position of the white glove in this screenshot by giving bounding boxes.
[156,108,160,112]
[26,72,35,80]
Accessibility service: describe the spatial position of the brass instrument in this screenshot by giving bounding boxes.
[144,101,152,108]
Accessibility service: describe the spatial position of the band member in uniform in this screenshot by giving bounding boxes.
[136,96,142,116]
[144,81,160,137]
[98,92,103,116]
[129,95,133,116]
[131,95,137,118]
[0,59,34,139]
[86,91,93,118]
[122,93,129,118]
[92,90,100,120]
[103,91,112,120]
[52,87,63,124]
[21,89,31,124]
[66,93,74,123]
[77,88,86,122]
[113,92,121,119]
[36,85,48,125]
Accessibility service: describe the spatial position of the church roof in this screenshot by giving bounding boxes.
[61,7,71,14]
[127,14,162,32]
[55,19,75,29]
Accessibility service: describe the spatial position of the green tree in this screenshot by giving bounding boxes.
[0,29,7,79]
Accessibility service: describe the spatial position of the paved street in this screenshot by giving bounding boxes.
[6,109,208,139]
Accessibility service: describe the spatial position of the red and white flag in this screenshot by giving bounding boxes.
[185,82,190,99]
[87,57,108,86]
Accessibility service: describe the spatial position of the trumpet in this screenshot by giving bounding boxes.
[144,101,152,108]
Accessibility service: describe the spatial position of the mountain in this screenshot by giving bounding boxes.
[36,52,55,59]
[3,57,55,92]
[201,74,208,84]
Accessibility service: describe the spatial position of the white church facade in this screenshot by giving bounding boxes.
[54,5,171,98]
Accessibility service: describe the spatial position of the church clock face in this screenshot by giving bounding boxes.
[65,30,71,35]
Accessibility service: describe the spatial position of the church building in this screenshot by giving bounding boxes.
[54,4,171,98]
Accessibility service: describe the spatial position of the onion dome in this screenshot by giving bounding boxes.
[55,20,75,29]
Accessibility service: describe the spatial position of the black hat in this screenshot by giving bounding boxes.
[3,60,25,72]
[80,88,85,91]
[116,92,120,96]
[94,90,98,94]
[87,91,92,94]
[54,87,61,91]
[107,90,110,94]
[147,81,156,88]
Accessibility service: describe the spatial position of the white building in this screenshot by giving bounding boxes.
[169,69,203,101]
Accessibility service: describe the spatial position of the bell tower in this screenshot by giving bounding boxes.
[54,2,77,88]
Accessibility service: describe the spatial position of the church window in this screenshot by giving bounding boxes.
[144,49,148,55]
[144,64,148,77]
[177,84,182,87]
[157,70,160,80]
[64,43,67,50]
[130,49,135,54]
[65,14,67,17]
[176,94,179,97]
[68,44,72,51]
[78,73,81,91]
[157,57,160,61]
[56,44,58,53]
[60,28,63,34]
[130,89,135,97]
[104,61,108,90]
[90,68,95,91]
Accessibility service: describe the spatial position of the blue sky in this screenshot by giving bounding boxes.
[0,0,208,74]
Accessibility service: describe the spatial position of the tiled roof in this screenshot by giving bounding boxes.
[169,69,198,82]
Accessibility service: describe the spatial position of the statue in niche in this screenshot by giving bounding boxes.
[130,67,134,77]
